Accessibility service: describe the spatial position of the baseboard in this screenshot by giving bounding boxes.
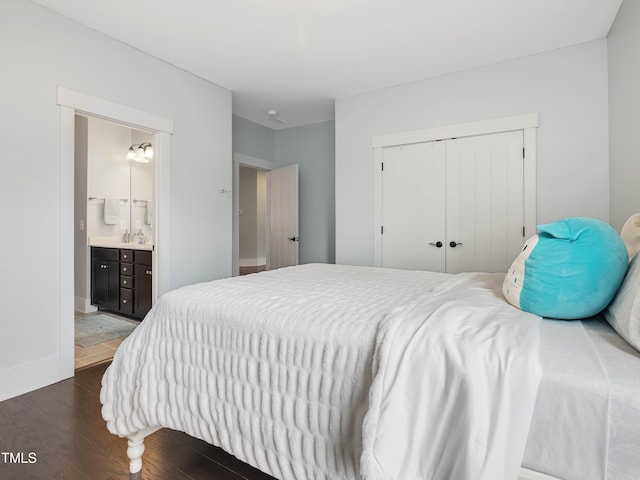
[75,296,98,314]
[239,257,266,267]
[0,354,71,402]
[519,467,562,480]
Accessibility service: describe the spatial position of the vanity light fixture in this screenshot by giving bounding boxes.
[127,142,153,163]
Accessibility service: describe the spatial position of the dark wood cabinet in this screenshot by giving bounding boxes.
[91,246,153,319]
[133,250,152,318]
[91,248,119,311]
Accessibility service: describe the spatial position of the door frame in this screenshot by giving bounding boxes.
[58,86,173,377]
[232,153,276,276]
[372,113,538,267]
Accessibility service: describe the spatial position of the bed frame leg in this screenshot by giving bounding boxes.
[127,435,145,474]
[126,426,161,474]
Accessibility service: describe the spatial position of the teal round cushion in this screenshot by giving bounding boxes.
[502,217,628,319]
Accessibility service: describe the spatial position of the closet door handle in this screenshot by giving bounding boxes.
[449,241,463,248]
[428,241,443,248]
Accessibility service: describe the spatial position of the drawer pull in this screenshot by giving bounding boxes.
[122,299,128,304]
[122,267,128,272]
[146,270,152,275]
[101,264,108,269]
[122,280,128,285]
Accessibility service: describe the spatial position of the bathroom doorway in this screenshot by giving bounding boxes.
[57,87,172,383]
[73,115,154,369]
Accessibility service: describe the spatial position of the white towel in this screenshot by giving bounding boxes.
[103,199,120,225]
[144,202,153,226]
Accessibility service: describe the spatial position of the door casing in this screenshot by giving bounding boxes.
[58,87,173,380]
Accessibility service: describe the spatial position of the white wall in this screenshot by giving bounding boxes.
[0,0,232,400]
[608,0,640,231]
[86,117,132,237]
[335,41,609,266]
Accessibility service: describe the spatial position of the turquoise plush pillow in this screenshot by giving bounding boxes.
[503,217,628,319]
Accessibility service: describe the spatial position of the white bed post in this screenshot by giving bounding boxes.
[126,426,161,474]
[127,435,145,474]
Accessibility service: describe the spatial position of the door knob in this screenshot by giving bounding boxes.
[287,236,299,242]
[449,241,463,248]
[428,241,443,248]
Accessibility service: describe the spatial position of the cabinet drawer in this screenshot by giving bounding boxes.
[135,250,152,265]
[120,275,133,288]
[92,247,119,262]
[120,288,133,315]
[120,263,133,275]
[120,249,134,262]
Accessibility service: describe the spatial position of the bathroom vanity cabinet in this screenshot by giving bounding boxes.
[91,246,152,320]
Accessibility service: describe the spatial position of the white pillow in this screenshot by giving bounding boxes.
[605,253,640,352]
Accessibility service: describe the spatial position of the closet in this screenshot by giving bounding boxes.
[373,114,538,274]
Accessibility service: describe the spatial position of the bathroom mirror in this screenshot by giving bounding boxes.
[129,130,154,243]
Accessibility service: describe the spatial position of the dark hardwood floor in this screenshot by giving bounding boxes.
[0,362,277,480]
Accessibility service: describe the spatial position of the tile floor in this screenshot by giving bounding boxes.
[74,312,137,370]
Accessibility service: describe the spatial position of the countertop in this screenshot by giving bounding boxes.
[89,236,153,251]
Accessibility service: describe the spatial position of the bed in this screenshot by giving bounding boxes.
[100,263,640,480]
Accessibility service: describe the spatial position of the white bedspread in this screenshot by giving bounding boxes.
[362,272,541,480]
[101,264,541,480]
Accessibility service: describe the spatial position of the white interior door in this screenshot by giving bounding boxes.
[445,131,525,273]
[381,141,446,271]
[267,164,299,269]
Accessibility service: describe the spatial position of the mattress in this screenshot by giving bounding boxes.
[101,264,542,480]
[523,316,640,480]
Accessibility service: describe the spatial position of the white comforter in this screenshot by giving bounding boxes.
[101,264,541,480]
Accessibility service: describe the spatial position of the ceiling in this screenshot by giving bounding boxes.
[32,0,622,130]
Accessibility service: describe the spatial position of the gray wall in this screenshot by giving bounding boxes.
[233,118,336,264]
[335,40,610,266]
[275,121,336,264]
[0,0,231,399]
[233,115,275,162]
[608,0,640,231]
[74,116,89,303]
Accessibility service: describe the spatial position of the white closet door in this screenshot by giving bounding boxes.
[445,131,524,273]
[381,141,446,271]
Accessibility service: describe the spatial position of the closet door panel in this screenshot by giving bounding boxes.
[381,141,446,271]
[445,131,524,274]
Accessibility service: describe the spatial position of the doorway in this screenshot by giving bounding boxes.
[57,87,173,379]
[232,153,299,276]
[239,166,268,275]
[73,115,154,369]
